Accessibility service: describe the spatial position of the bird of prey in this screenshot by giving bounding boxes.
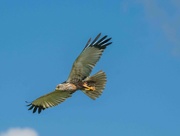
[27,33,112,113]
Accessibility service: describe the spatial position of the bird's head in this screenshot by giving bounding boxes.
[55,84,65,90]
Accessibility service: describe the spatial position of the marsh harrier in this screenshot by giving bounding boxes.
[27,33,112,113]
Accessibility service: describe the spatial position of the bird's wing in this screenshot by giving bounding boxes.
[27,90,73,114]
[67,33,112,83]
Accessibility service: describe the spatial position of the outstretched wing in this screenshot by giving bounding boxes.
[67,33,112,83]
[27,90,73,114]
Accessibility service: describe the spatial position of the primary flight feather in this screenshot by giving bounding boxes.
[27,33,112,113]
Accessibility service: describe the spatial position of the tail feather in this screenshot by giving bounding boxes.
[82,70,107,100]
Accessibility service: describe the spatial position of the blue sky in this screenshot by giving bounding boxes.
[0,0,180,136]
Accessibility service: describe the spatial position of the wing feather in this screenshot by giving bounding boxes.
[67,33,112,83]
[90,33,101,45]
[27,90,73,113]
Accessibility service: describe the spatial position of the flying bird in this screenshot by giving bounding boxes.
[27,33,112,113]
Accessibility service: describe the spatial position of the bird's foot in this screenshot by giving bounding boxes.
[83,82,95,91]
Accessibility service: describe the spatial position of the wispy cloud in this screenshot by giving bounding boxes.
[0,128,38,136]
[120,0,180,56]
[138,0,180,56]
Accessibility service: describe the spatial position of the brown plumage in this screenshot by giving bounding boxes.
[27,33,112,113]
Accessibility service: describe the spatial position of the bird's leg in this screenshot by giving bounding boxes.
[83,82,95,91]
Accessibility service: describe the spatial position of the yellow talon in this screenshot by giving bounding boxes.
[83,82,95,91]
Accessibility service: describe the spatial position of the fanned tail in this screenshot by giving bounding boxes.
[82,70,107,100]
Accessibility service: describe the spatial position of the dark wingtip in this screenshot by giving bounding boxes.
[91,33,112,49]
[26,101,45,114]
[90,33,101,46]
[83,33,112,50]
[97,33,101,37]
[83,38,91,50]
[33,106,38,113]
[38,107,42,114]
[28,105,34,110]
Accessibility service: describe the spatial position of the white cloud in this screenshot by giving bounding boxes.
[0,128,38,136]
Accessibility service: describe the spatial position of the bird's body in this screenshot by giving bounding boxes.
[27,33,112,113]
[56,82,77,92]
